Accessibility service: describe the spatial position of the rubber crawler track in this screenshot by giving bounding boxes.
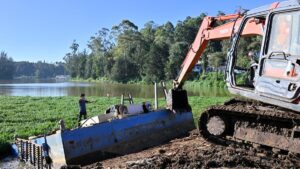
[199,99,300,153]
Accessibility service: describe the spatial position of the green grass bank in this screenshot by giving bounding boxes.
[0,96,230,158]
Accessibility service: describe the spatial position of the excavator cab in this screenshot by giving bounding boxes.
[227,4,300,111]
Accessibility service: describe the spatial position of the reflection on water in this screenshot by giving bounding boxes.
[0,79,230,98]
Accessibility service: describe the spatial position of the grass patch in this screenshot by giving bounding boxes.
[0,95,231,157]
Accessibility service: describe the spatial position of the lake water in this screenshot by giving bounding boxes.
[0,79,230,98]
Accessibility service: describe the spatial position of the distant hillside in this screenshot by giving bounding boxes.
[14,61,66,79]
[0,51,66,80]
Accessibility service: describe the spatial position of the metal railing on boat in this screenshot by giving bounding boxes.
[15,138,51,169]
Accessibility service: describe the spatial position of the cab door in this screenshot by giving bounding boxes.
[255,11,300,101]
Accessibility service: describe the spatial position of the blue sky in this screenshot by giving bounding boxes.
[0,0,280,62]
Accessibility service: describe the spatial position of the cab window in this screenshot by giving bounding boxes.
[268,11,300,55]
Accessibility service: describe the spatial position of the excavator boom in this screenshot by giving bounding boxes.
[174,14,264,89]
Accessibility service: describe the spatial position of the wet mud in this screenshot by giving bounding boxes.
[83,130,300,169]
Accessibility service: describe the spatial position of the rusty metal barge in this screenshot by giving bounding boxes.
[15,109,194,168]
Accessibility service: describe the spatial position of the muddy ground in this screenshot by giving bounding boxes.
[2,130,299,169]
[80,130,300,169]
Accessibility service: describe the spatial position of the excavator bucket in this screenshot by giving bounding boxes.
[167,89,191,112]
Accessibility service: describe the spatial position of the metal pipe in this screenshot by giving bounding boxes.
[154,82,158,110]
[128,93,133,104]
[161,81,168,100]
[121,94,124,105]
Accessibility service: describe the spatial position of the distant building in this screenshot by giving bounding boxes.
[55,75,70,80]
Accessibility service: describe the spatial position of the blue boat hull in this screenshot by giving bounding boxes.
[30,109,195,167]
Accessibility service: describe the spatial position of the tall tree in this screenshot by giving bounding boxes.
[110,20,141,81]
[111,56,138,83]
[144,43,168,82]
[165,42,189,79]
[77,50,88,78]
[0,51,15,80]
[154,21,174,46]
[64,40,80,78]
[174,13,206,44]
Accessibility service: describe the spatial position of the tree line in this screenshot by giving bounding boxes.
[64,12,232,83]
[0,51,65,80]
[1,12,260,82]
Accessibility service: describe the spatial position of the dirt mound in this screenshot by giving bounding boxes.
[125,144,297,169]
[84,130,300,169]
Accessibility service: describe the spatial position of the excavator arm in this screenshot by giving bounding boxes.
[173,14,264,89]
[168,14,264,111]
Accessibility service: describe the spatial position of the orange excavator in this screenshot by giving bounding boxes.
[168,0,300,154]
